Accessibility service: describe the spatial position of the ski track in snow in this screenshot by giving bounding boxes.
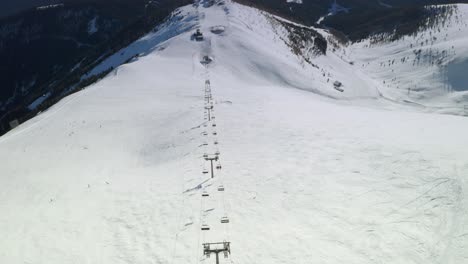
[1,1,468,264]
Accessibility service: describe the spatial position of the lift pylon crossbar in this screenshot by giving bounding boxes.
[203,242,231,264]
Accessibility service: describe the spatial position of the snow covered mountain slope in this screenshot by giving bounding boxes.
[1,1,468,264]
[347,5,468,115]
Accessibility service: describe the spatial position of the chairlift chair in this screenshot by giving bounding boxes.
[202,191,209,197]
[194,29,204,41]
[202,55,212,64]
[218,185,225,191]
[221,216,229,223]
[201,224,210,231]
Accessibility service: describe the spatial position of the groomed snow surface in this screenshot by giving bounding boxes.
[1,1,468,264]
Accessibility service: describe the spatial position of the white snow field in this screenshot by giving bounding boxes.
[348,4,468,115]
[1,1,468,264]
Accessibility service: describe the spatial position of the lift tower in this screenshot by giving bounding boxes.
[203,242,231,264]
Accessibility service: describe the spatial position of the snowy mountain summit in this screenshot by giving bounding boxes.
[1,0,468,263]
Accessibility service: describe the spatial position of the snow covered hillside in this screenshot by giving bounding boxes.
[1,1,468,264]
[348,5,468,115]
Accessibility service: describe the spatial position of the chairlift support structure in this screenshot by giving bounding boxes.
[203,242,231,264]
[205,154,219,178]
[194,29,204,41]
[205,105,214,121]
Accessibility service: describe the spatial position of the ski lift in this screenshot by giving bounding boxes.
[213,132,217,136]
[201,55,213,64]
[202,191,209,197]
[215,150,220,155]
[203,169,209,174]
[221,217,229,223]
[194,29,204,41]
[202,131,208,136]
[212,123,216,127]
[201,224,210,230]
[214,141,218,145]
[203,153,208,158]
[216,164,222,170]
[218,185,225,191]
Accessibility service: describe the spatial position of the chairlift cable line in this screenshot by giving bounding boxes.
[198,175,207,260]
[211,82,231,243]
[199,85,210,263]
[220,166,231,238]
[195,185,204,264]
